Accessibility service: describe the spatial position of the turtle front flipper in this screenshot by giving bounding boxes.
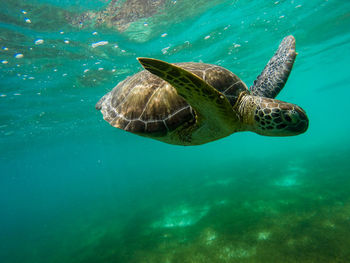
[250,35,297,99]
[138,57,237,132]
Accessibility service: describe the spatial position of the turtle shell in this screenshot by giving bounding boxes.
[96,62,248,135]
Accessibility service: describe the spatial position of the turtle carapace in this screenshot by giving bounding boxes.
[96,35,308,145]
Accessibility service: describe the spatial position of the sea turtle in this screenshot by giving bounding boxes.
[96,35,308,145]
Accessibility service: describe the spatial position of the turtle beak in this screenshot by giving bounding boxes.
[287,106,309,134]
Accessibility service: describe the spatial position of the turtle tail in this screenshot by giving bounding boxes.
[95,93,109,110]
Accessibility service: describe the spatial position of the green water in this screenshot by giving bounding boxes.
[1,0,350,262]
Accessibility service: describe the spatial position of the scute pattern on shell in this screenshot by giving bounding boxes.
[97,62,247,135]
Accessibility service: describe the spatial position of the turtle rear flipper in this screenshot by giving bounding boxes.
[138,58,237,131]
[250,35,297,99]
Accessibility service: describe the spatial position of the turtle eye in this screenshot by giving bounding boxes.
[282,110,299,124]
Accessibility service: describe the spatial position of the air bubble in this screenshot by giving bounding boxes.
[91,41,108,48]
[35,39,44,45]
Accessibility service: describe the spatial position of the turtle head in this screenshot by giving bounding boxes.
[251,97,308,136]
[238,95,308,136]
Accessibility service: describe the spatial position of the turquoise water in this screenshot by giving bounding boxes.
[1,0,350,262]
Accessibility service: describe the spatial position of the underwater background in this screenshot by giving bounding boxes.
[1,0,350,262]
